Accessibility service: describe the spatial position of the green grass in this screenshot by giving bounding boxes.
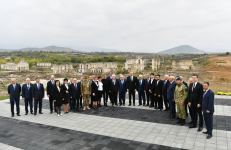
[0,96,8,100]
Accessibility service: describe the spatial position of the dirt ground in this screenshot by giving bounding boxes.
[201,55,231,92]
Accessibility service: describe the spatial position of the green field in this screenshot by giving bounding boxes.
[0,96,8,100]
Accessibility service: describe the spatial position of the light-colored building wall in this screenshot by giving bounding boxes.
[52,64,73,74]
[37,62,52,68]
[152,56,161,71]
[172,59,194,70]
[0,61,29,71]
[77,62,117,73]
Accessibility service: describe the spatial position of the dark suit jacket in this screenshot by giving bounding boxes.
[202,89,214,113]
[22,83,33,99]
[147,79,156,93]
[137,79,147,92]
[102,77,111,92]
[69,83,81,99]
[33,83,44,100]
[54,86,63,106]
[109,79,119,94]
[47,80,56,98]
[8,83,21,101]
[61,84,70,101]
[188,82,203,106]
[91,81,98,95]
[154,80,163,96]
[167,81,176,101]
[162,80,170,97]
[127,76,138,91]
[145,79,150,91]
[119,79,127,94]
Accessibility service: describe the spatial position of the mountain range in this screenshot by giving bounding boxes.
[0,46,122,53]
[0,45,211,54]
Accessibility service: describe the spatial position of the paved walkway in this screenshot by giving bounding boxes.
[0,97,230,150]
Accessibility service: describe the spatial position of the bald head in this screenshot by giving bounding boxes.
[72,78,77,84]
[25,78,31,84]
[188,77,193,84]
[164,74,169,80]
[111,74,116,80]
[168,75,175,82]
[11,78,16,84]
[139,74,143,79]
[50,75,55,80]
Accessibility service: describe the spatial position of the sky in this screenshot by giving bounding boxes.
[0,0,231,52]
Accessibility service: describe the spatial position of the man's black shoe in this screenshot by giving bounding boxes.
[203,131,208,134]
[207,134,212,139]
[197,127,203,132]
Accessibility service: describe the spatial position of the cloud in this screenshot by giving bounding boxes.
[0,0,231,52]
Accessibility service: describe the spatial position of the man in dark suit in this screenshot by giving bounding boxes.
[33,78,44,115]
[102,74,111,106]
[8,78,21,117]
[137,75,146,106]
[127,72,138,106]
[153,74,163,110]
[47,75,56,114]
[118,74,127,106]
[167,75,176,119]
[148,73,155,107]
[188,74,204,131]
[22,78,33,115]
[145,75,150,106]
[202,82,214,139]
[109,74,119,106]
[69,78,81,112]
[162,75,170,111]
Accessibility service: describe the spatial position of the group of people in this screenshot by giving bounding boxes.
[7,72,215,139]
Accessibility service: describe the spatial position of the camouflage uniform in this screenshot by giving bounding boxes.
[174,84,188,120]
[81,79,91,107]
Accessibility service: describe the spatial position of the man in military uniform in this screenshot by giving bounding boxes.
[81,75,91,111]
[174,76,188,125]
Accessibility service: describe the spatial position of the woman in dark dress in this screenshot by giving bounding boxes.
[54,80,63,116]
[91,76,98,109]
[61,78,70,114]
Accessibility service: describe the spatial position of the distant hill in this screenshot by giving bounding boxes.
[20,46,78,52]
[0,45,121,53]
[158,45,205,55]
[0,46,78,52]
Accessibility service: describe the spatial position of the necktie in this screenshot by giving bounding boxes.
[27,84,30,89]
[203,90,208,98]
[37,84,40,89]
[192,83,196,91]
